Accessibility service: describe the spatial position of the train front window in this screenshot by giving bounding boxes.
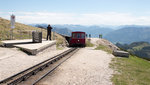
[77,33,80,38]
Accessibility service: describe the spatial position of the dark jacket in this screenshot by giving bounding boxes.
[47,25,52,34]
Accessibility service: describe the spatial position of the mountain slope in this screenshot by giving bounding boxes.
[54,25,114,37]
[116,41,150,60]
[68,25,114,38]
[31,24,114,37]
[0,17,68,48]
[104,25,150,44]
[31,24,72,36]
[0,17,47,40]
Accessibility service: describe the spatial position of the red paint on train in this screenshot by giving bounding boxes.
[69,31,86,47]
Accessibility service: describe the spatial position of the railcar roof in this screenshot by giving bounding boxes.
[72,31,85,33]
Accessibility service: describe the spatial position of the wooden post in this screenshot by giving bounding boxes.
[11,29,13,40]
[10,14,15,40]
[53,32,55,40]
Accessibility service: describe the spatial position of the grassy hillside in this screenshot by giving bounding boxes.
[116,42,150,60]
[110,55,150,85]
[93,40,150,85]
[0,17,67,48]
[0,17,48,40]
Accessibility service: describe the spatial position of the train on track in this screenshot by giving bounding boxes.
[69,31,86,47]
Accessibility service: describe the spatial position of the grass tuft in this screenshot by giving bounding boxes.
[95,44,112,54]
[55,34,66,50]
[86,40,94,47]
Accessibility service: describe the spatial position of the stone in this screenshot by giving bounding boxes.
[32,31,42,43]
[113,50,129,58]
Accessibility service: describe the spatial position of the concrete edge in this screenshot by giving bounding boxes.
[15,41,56,55]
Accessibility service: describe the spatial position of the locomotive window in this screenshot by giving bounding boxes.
[81,34,85,38]
[77,33,80,38]
[72,33,76,38]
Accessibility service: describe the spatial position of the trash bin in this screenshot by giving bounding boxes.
[32,31,42,43]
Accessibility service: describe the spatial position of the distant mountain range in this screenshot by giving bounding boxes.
[30,24,150,44]
[104,25,150,44]
[56,25,114,37]
[29,24,114,37]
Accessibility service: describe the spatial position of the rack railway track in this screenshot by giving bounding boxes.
[0,48,79,85]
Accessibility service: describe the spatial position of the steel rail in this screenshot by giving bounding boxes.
[0,48,77,85]
[32,48,79,85]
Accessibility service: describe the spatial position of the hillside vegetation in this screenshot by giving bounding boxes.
[91,38,150,85]
[95,44,112,54]
[0,17,48,40]
[111,55,150,85]
[0,17,66,48]
[116,42,150,60]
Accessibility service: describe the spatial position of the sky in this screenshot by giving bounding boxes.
[1,0,150,25]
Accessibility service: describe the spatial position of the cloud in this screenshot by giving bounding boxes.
[1,12,150,25]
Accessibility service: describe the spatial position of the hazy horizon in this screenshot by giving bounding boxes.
[1,0,150,25]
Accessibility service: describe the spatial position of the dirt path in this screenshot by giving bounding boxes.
[89,38,100,46]
[38,39,114,85]
[89,38,119,50]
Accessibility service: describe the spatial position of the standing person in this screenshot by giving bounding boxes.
[99,34,103,38]
[86,34,88,38]
[89,34,91,38]
[47,24,53,40]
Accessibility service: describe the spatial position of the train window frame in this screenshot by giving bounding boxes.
[81,33,85,38]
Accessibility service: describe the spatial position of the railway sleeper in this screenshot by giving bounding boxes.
[55,57,60,61]
[8,76,25,85]
[59,56,63,59]
[50,61,53,64]
[57,57,61,60]
[46,62,51,66]
[22,71,35,81]
[32,71,36,75]
[22,76,28,81]
[61,55,64,58]
[32,68,40,75]
[40,65,47,71]
[59,56,62,58]
[53,59,57,62]
[45,64,49,67]
[32,68,42,75]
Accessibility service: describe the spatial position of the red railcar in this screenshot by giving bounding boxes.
[69,31,86,47]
